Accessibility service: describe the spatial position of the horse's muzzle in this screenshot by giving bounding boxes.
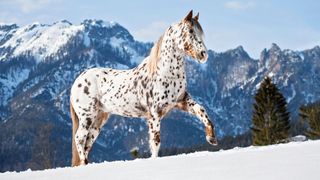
[196,50,208,63]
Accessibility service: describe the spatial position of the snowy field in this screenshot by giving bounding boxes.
[1,140,319,180]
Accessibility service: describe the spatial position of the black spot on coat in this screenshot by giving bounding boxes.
[84,86,89,95]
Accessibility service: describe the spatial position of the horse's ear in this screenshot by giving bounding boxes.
[184,10,193,21]
[194,13,199,21]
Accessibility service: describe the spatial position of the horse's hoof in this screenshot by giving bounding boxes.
[206,136,218,145]
[80,159,89,166]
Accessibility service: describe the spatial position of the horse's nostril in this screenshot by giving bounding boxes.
[200,51,206,57]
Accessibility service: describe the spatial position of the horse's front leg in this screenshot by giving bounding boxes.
[147,115,161,158]
[176,92,218,145]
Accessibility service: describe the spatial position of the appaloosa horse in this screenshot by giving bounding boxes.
[70,10,217,166]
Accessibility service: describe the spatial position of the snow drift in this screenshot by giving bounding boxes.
[1,140,319,180]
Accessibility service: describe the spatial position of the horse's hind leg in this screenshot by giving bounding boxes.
[74,122,90,165]
[74,112,98,165]
[84,112,109,160]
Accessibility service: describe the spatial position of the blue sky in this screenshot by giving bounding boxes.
[0,0,319,58]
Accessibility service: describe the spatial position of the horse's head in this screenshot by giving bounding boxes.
[175,10,208,63]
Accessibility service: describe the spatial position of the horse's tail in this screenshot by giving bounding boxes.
[70,101,80,167]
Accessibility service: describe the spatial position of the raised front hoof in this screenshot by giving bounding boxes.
[206,136,218,146]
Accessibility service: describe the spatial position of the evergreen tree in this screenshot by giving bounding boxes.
[299,101,320,139]
[130,147,139,159]
[251,77,290,145]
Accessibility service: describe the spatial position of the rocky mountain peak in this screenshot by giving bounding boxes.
[82,19,117,28]
[224,45,251,60]
[53,19,72,26]
[82,19,134,42]
[302,45,320,60]
[0,23,19,32]
[259,43,282,68]
[269,43,281,53]
[235,45,244,51]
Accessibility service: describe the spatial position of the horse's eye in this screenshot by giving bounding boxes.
[189,29,193,34]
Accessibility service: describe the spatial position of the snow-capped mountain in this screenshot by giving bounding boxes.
[0,20,319,172]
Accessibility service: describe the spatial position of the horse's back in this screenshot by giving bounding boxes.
[70,67,136,112]
[71,67,122,91]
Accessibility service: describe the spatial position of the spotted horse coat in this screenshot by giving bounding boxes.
[70,10,218,166]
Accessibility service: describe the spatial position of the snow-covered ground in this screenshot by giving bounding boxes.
[2,140,319,180]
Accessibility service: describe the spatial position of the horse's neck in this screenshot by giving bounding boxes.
[157,30,185,77]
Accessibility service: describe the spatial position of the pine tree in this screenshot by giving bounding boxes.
[251,77,290,145]
[130,147,139,159]
[299,101,320,139]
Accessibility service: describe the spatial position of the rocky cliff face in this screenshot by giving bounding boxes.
[0,20,319,171]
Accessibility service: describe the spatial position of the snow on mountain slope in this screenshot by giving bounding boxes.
[2,140,319,180]
[1,21,81,62]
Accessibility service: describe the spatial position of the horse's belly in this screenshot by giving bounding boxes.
[100,93,148,118]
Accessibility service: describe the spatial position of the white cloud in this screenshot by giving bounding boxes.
[0,11,21,24]
[132,21,169,42]
[2,0,57,13]
[224,1,255,10]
